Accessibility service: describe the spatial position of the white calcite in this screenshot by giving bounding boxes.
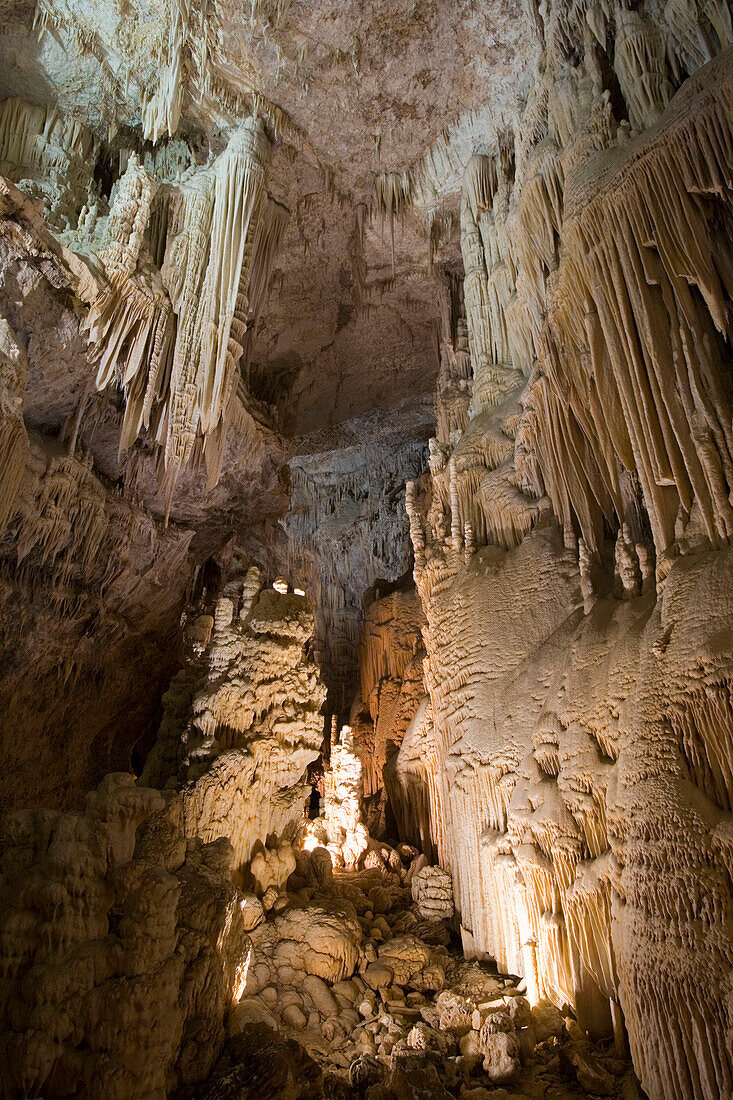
[320,723,369,868]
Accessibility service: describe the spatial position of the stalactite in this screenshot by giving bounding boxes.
[535,54,733,560]
[160,119,271,507]
[0,96,99,231]
[140,0,189,142]
[614,9,675,131]
[373,169,413,275]
[229,194,290,415]
[58,115,288,512]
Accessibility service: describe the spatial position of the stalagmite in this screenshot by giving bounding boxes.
[320,723,370,867]
[141,563,327,873]
[411,864,454,921]
[614,523,642,599]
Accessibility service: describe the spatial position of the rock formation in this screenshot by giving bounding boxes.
[397,9,733,1098]
[140,563,327,874]
[2,1,733,1098]
[0,773,253,1097]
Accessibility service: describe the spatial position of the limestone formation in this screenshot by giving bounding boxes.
[141,565,327,874]
[285,401,432,711]
[0,96,289,523]
[411,864,454,922]
[2,2,733,1099]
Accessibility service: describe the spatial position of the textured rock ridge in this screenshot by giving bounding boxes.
[0,773,253,1098]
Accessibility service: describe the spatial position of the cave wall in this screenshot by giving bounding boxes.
[0,186,192,808]
[0,106,291,811]
[0,773,255,1098]
[404,524,733,1096]
[285,400,432,713]
[391,10,733,1099]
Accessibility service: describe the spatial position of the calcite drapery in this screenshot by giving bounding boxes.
[397,18,733,1100]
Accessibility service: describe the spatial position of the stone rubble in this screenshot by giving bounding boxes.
[198,841,643,1100]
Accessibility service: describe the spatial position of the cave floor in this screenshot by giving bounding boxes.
[186,863,644,1100]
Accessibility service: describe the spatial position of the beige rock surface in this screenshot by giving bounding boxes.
[1,3,733,1099]
[353,588,427,825]
[398,20,733,1100]
[0,773,253,1097]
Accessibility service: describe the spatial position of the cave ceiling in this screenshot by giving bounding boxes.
[0,0,535,435]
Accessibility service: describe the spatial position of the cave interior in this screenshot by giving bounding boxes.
[1,1,733,1098]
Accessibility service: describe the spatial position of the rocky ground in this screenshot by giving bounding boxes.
[182,842,646,1100]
